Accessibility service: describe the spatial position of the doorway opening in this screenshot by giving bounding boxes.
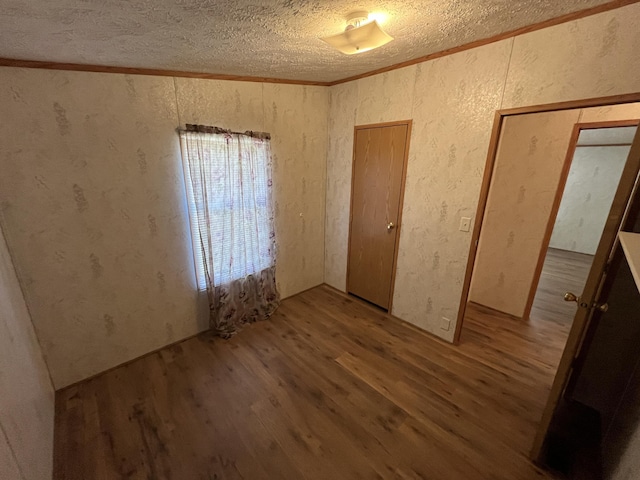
[463,112,640,327]
[453,95,640,475]
[530,124,637,328]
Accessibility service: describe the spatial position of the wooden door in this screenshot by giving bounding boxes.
[347,122,411,310]
[531,126,640,461]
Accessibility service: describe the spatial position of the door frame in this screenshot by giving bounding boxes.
[520,119,640,321]
[454,92,640,344]
[530,125,640,462]
[346,120,412,312]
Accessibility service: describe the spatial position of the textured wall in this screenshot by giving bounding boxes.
[174,80,328,298]
[502,6,640,109]
[580,103,640,123]
[0,226,54,479]
[0,69,328,388]
[324,81,358,291]
[324,2,640,339]
[0,69,196,389]
[262,83,328,296]
[325,43,512,340]
[469,110,580,316]
[549,146,629,255]
[392,42,512,337]
[0,437,22,480]
[1,0,639,390]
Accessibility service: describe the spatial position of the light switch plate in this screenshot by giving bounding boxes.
[459,217,471,232]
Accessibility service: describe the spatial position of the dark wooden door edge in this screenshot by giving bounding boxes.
[530,126,640,462]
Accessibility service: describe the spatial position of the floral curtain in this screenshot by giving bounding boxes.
[179,125,280,337]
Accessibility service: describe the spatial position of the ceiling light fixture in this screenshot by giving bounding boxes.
[321,11,393,55]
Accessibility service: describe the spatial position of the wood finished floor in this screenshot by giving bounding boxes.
[530,247,594,327]
[55,285,571,480]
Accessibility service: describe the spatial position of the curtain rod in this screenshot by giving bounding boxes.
[178,124,271,140]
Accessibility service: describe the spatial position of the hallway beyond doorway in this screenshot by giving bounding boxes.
[531,248,594,327]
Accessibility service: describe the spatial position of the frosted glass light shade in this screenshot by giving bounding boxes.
[322,20,393,55]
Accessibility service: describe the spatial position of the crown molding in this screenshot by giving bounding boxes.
[0,58,332,86]
[327,0,640,86]
[0,0,637,88]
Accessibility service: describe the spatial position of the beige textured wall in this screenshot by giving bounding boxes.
[580,103,640,123]
[501,7,640,109]
[324,81,358,290]
[0,69,328,388]
[469,110,580,316]
[0,436,21,480]
[1,0,639,390]
[0,226,54,479]
[549,146,629,255]
[324,2,640,339]
[581,104,640,123]
[174,79,328,298]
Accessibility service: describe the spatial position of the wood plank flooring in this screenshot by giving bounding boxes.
[54,285,567,479]
[530,247,594,327]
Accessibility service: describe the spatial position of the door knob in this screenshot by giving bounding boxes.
[593,302,609,313]
[564,292,587,308]
[387,222,395,231]
[565,292,608,312]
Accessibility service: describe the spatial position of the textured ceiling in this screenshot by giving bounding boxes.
[0,0,615,82]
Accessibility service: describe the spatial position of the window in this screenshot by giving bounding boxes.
[180,130,275,290]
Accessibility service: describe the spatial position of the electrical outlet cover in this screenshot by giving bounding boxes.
[441,317,451,331]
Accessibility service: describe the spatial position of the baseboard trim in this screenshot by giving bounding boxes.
[320,283,455,346]
[282,283,325,300]
[547,246,597,258]
[57,283,327,392]
[468,301,523,321]
[58,282,457,392]
[56,328,207,393]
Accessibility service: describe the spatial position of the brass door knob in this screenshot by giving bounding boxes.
[387,222,395,231]
[565,292,608,312]
[594,302,609,313]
